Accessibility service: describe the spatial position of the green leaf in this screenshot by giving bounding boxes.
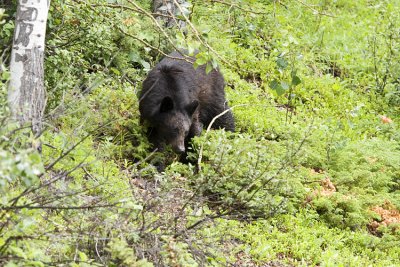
[291,71,302,86]
[128,52,141,63]
[110,67,120,76]
[137,31,154,42]
[79,251,88,261]
[141,61,150,70]
[281,81,290,90]
[276,57,288,70]
[10,246,27,259]
[269,79,280,90]
[205,63,213,74]
[188,46,195,56]
[291,75,301,86]
[1,69,10,80]
[195,56,207,66]
[269,79,288,96]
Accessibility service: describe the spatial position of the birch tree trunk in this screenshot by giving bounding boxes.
[8,0,50,135]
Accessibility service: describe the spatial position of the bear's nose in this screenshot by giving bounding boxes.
[174,144,185,154]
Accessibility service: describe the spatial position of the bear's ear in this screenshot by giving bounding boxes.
[160,96,174,113]
[186,100,199,115]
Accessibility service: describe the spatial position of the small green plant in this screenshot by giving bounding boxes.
[188,130,306,218]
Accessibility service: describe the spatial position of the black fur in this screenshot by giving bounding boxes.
[139,51,235,156]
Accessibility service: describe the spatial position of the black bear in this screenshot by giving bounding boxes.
[139,51,235,157]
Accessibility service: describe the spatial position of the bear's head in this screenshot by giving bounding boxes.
[155,96,199,153]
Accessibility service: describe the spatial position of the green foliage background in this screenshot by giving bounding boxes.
[1,0,400,266]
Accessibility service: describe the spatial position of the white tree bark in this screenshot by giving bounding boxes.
[8,0,50,135]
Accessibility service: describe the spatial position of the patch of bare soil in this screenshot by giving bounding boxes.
[305,177,336,204]
[368,201,400,236]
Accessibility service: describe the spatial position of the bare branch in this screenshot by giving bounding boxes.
[0,203,120,211]
[117,27,194,64]
[208,0,269,15]
[172,0,233,68]
[197,104,245,171]
[293,0,336,17]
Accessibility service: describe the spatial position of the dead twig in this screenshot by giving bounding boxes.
[197,104,245,171]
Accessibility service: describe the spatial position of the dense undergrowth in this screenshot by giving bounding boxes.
[1,0,400,266]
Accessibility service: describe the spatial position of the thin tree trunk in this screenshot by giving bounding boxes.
[8,0,50,135]
[152,0,189,30]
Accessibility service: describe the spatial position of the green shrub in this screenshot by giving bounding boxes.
[187,130,307,218]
